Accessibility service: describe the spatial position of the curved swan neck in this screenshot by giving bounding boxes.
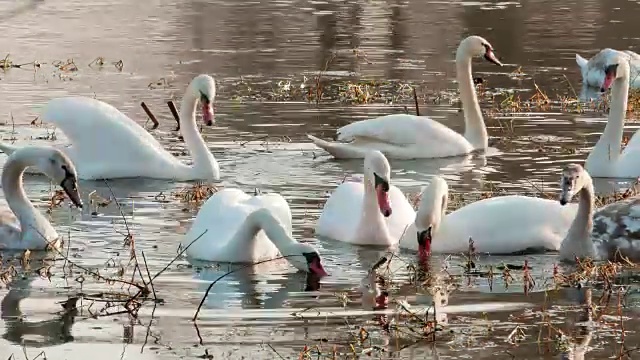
[590,72,629,162]
[244,208,296,252]
[179,85,218,178]
[456,48,487,150]
[362,172,386,224]
[2,149,54,240]
[416,181,448,231]
[560,176,596,261]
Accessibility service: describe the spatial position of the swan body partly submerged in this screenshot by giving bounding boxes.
[399,176,578,256]
[0,75,219,181]
[559,164,640,263]
[0,146,82,250]
[576,48,640,89]
[183,188,328,276]
[583,50,640,178]
[315,150,416,246]
[307,35,503,159]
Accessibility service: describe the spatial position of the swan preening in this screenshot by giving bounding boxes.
[315,150,415,246]
[398,176,578,257]
[307,35,503,159]
[583,50,640,179]
[0,146,82,250]
[183,188,328,276]
[576,48,640,90]
[0,74,219,181]
[559,164,640,263]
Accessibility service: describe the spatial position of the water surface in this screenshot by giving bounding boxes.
[0,0,639,358]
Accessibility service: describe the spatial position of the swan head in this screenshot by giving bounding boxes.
[37,148,82,209]
[190,74,216,126]
[364,150,392,218]
[600,51,631,92]
[458,35,503,66]
[283,243,328,277]
[415,176,449,258]
[559,164,589,206]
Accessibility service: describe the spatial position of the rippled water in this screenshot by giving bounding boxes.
[0,0,639,358]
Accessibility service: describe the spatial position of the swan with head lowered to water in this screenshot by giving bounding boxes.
[315,150,416,246]
[398,176,578,257]
[558,163,640,263]
[182,188,328,276]
[575,48,640,90]
[0,74,219,181]
[306,35,503,159]
[0,146,82,250]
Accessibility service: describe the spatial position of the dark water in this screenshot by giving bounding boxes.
[0,0,639,358]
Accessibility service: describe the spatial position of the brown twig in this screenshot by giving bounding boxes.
[140,251,156,300]
[413,87,420,116]
[140,102,159,129]
[167,101,181,131]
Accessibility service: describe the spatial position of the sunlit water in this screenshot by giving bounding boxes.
[0,0,639,358]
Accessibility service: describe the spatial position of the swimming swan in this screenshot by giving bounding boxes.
[306,35,503,159]
[584,50,640,178]
[315,150,416,246]
[0,74,219,181]
[183,188,328,276]
[558,163,640,263]
[398,176,578,257]
[575,48,640,89]
[0,146,82,250]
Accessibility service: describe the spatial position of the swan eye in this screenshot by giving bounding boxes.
[200,92,210,104]
[302,252,320,263]
[373,173,390,192]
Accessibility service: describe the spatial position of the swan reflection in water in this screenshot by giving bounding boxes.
[559,286,593,360]
[1,273,78,347]
[191,259,321,311]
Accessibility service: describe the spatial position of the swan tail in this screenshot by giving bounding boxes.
[0,142,19,156]
[306,134,366,159]
[575,54,588,72]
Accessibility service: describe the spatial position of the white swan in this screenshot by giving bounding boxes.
[576,48,640,89]
[0,74,219,181]
[0,146,82,250]
[583,50,640,178]
[306,35,503,159]
[398,176,579,256]
[183,188,328,276]
[559,163,640,263]
[315,150,416,246]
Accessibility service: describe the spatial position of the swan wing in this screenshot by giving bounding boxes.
[184,189,251,258]
[434,196,578,254]
[43,97,165,151]
[0,207,21,247]
[384,185,416,242]
[337,114,468,147]
[42,97,182,178]
[592,197,640,261]
[316,182,364,242]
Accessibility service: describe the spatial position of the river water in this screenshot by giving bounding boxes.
[0,0,639,359]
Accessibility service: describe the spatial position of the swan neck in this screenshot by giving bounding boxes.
[245,209,296,252]
[561,178,596,261]
[362,172,385,222]
[1,152,50,240]
[179,86,216,177]
[456,51,487,150]
[590,74,629,164]
[416,183,447,231]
